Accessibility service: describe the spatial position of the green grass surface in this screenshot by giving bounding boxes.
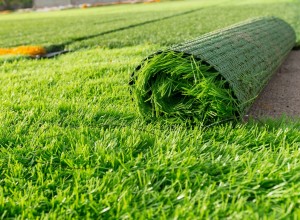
[1,0,299,51]
[1,0,300,218]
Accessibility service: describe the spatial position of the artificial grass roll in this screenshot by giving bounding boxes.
[131,17,296,124]
[134,52,239,124]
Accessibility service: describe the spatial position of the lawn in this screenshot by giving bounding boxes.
[1,0,300,218]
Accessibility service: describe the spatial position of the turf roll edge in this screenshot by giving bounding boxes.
[131,17,296,124]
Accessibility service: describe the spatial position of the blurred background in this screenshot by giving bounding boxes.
[0,0,32,10]
[0,0,160,10]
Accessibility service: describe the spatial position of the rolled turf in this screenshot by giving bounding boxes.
[131,17,296,124]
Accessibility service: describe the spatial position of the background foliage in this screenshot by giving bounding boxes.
[0,0,32,10]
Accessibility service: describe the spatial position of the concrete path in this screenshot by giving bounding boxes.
[247,50,300,119]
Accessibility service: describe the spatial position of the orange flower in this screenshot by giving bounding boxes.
[81,4,88,8]
[0,46,46,56]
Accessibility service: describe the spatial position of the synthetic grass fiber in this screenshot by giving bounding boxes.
[132,17,296,124]
[2,1,300,218]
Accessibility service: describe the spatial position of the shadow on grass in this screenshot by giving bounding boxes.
[46,8,204,52]
[293,41,300,50]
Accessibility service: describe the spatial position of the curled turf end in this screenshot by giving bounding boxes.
[0,46,46,57]
[133,52,240,125]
